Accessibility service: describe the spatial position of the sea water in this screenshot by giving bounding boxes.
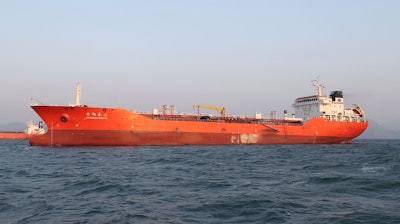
[0,140,399,223]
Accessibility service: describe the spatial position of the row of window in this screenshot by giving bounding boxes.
[325,115,359,122]
[295,98,320,104]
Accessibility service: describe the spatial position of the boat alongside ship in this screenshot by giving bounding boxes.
[0,121,45,140]
[29,81,368,146]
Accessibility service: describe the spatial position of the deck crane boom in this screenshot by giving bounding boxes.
[193,104,226,116]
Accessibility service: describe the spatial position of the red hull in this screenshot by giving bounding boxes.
[29,106,368,146]
[29,130,363,146]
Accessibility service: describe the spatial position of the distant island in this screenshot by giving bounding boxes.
[0,122,27,132]
[359,120,400,139]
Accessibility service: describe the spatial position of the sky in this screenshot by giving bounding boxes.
[1,0,399,129]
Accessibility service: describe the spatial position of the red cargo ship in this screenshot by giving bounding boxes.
[29,81,368,146]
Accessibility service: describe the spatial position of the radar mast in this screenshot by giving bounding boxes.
[312,80,324,96]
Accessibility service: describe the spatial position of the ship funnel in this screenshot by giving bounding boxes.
[75,83,82,106]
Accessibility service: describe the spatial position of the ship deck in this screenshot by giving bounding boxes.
[141,114,303,126]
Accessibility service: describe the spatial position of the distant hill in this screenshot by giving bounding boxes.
[0,122,26,132]
[359,119,400,139]
[382,119,400,132]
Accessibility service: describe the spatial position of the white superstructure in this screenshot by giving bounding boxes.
[25,121,45,134]
[291,80,365,122]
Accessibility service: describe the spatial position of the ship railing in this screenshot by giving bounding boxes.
[148,114,306,126]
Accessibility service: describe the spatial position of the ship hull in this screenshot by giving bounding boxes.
[29,130,359,146]
[29,106,368,146]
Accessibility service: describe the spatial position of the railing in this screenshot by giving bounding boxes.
[145,114,304,126]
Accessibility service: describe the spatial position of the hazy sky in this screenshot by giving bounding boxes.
[1,0,399,128]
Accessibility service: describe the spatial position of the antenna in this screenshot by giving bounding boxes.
[30,98,46,106]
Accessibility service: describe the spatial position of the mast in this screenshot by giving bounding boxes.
[312,80,324,96]
[75,83,82,106]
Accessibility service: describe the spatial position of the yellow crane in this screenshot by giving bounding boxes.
[192,104,226,116]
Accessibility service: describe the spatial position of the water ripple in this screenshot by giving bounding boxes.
[0,140,399,223]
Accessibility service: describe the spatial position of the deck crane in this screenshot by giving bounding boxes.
[192,104,226,116]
